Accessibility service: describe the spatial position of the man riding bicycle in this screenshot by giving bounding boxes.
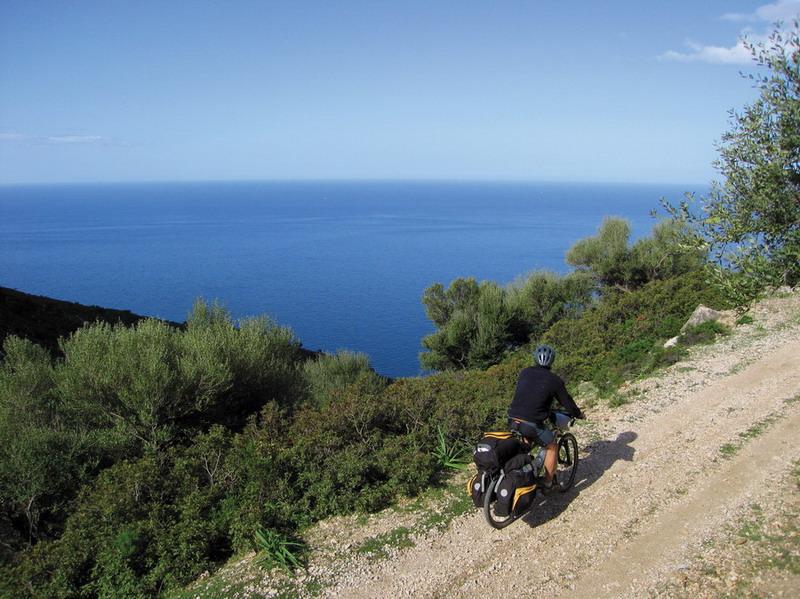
[508,344,585,493]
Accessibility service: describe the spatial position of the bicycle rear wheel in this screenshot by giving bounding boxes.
[556,433,579,492]
[483,478,517,529]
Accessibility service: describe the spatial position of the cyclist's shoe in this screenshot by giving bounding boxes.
[540,476,559,496]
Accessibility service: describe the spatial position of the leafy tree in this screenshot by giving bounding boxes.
[506,270,594,341]
[468,283,512,367]
[567,217,703,291]
[420,277,482,331]
[420,272,594,371]
[420,279,512,371]
[668,21,800,306]
[629,219,705,284]
[566,217,633,289]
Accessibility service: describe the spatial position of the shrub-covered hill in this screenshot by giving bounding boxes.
[0,286,321,362]
[0,286,156,357]
[0,264,727,597]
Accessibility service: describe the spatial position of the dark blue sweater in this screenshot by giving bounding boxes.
[508,365,581,423]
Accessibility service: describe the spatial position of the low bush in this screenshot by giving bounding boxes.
[2,346,521,596]
[0,300,308,595]
[542,270,727,389]
[681,321,731,346]
[303,350,386,408]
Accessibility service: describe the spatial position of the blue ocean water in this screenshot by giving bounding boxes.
[0,181,702,376]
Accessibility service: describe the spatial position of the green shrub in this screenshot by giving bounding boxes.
[541,270,727,389]
[506,270,594,341]
[567,217,705,291]
[56,319,186,453]
[303,350,386,408]
[177,299,305,429]
[420,273,592,371]
[680,321,731,346]
[421,217,703,372]
[51,300,303,455]
[0,336,93,551]
[420,278,512,371]
[0,300,309,595]
[629,219,707,284]
[566,216,632,288]
[0,292,562,597]
[5,419,300,597]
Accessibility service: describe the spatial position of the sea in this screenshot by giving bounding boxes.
[0,181,703,377]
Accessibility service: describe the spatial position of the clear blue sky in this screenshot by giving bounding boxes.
[1,1,798,184]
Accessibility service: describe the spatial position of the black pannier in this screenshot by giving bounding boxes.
[472,432,524,472]
[493,453,537,517]
[469,432,532,509]
[467,470,493,508]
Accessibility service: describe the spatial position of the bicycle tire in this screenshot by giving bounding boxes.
[483,477,517,529]
[556,433,579,492]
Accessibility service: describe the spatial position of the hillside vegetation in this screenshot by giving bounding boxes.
[0,286,155,358]
[0,219,726,597]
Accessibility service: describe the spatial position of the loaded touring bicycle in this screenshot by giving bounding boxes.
[468,411,579,529]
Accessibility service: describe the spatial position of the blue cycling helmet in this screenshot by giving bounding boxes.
[534,344,556,367]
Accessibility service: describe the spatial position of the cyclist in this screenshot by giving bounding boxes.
[508,344,585,494]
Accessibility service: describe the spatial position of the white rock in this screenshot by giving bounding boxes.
[680,304,725,333]
[664,336,680,348]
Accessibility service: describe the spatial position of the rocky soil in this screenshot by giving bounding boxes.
[182,291,800,599]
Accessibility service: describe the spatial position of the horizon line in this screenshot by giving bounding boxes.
[0,176,712,188]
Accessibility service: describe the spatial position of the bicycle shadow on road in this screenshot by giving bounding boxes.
[521,431,637,529]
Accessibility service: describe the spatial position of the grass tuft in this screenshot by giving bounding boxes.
[719,412,780,459]
[254,528,306,575]
[356,526,414,559]
[432,426,469,470]
[608,393,630,408]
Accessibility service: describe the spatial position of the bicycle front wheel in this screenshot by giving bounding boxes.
[556,433,579,492]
